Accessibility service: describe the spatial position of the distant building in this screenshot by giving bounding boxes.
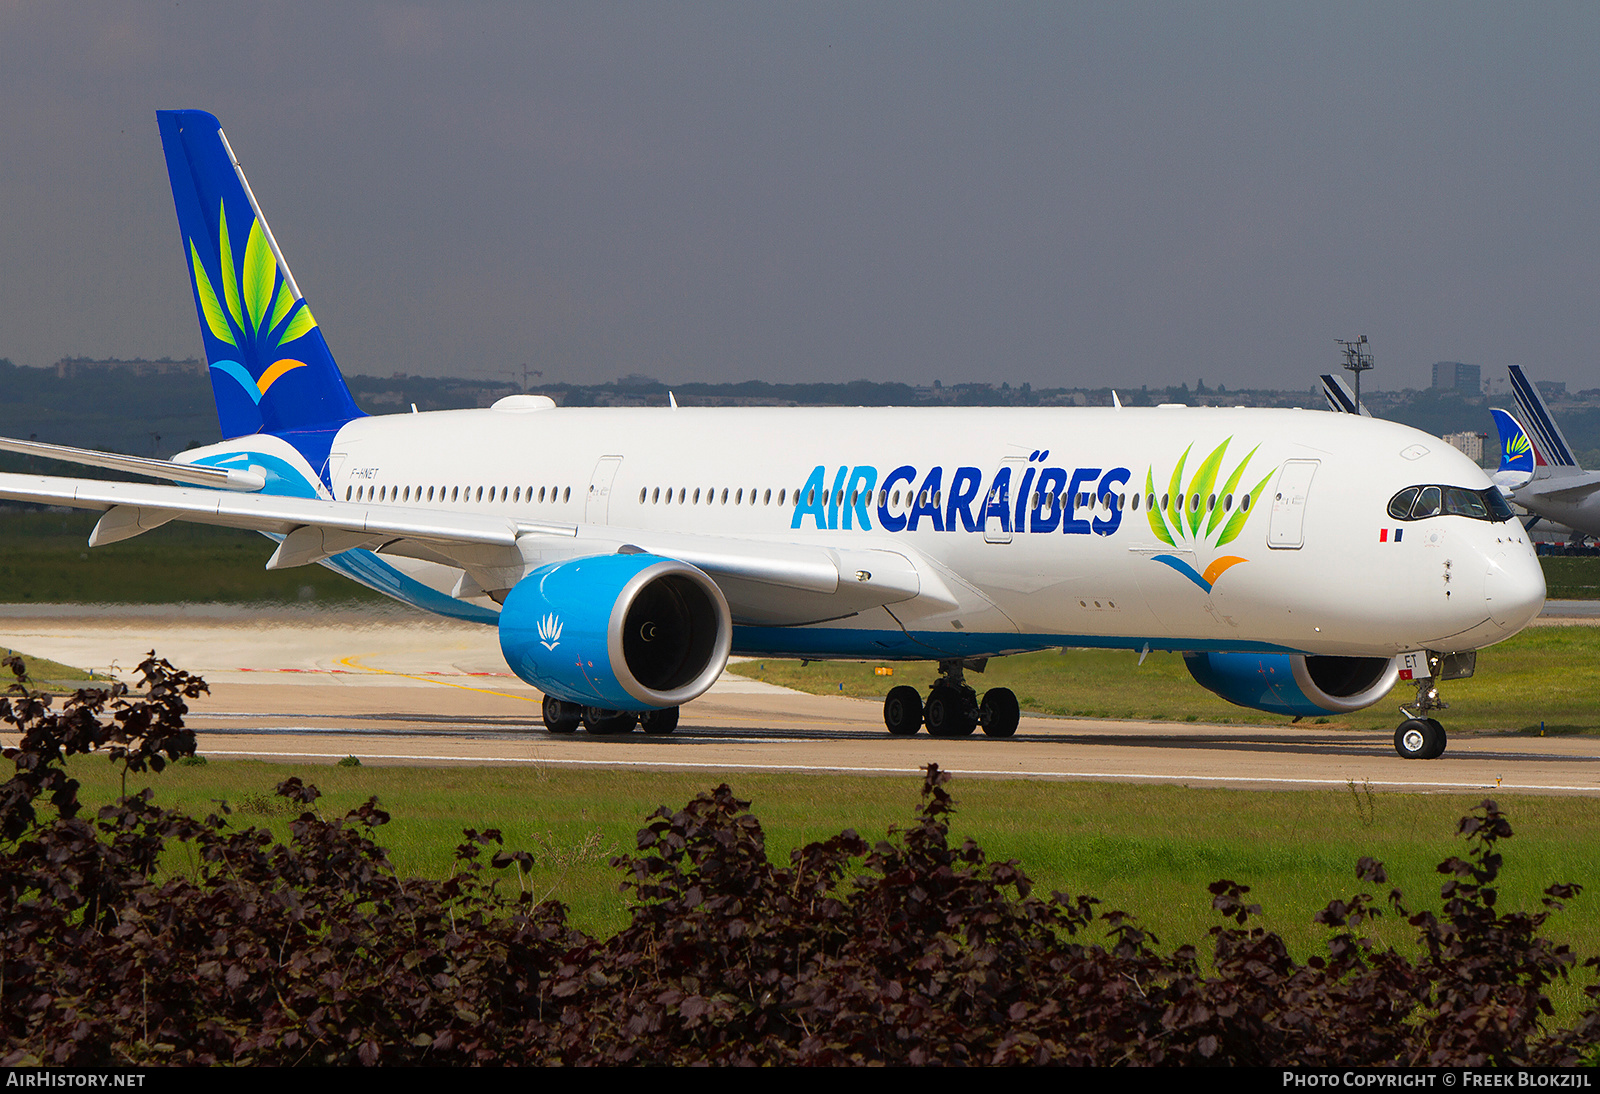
[1431,361,1481,394]
[1537,379,1568,399]
[1442,431,1486,464]
[53,356,204,379]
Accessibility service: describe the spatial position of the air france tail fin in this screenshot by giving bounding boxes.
[1489,407,1535,491]
[1507,364,1578,473]
[157,110,363,442]
[1319,374,1370,416]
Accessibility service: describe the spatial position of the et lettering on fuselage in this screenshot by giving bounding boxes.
[791,455,1132,536]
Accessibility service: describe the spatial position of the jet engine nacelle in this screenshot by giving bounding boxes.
[498,553,732,711]
[1182,652,1400,719]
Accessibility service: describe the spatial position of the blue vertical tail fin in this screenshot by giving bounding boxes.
[1489,407,1535,491]
[157,110,363,443]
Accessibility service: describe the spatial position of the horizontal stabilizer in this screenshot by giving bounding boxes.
[0,433,265,491]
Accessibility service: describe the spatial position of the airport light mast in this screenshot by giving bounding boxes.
[1335,334,1374,412]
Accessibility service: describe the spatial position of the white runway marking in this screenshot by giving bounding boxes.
[193,748,1596,794]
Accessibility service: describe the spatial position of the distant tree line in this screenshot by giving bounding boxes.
[3,357,1598,465]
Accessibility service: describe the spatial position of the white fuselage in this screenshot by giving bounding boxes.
[197,402,1547,661]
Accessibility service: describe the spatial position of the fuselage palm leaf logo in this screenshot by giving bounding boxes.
[187,200,318,404]
[538,613,563,651]
[1145,438,1273,593]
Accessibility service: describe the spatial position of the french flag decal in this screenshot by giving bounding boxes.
[1379,528,1404,543]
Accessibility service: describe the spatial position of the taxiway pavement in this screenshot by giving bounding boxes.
[3,604,1597,796]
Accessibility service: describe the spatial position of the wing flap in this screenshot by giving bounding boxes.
[89,505,180,546]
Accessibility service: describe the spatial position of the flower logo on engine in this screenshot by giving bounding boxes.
[538,613,563,650]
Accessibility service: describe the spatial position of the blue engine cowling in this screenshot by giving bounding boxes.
[1183,653,1400,718]
[498,553,732,711]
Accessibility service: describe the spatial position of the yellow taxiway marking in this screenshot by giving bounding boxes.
[336,655,538,703]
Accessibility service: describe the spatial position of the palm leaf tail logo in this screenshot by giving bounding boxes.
[188,240,236,348]
[191,200,322,356]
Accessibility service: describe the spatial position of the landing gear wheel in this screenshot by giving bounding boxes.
[925,686,977,737]
[1421,717,1447,759]
[1395,717,1446,759]
[583,707,637,735]
[979,688,1020,738]
[542,696,582,734]
[884,685,923,735]
[638,706,680,735]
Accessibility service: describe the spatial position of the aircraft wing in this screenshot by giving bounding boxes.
[1514,473,1600,504]
[0,470,956,626]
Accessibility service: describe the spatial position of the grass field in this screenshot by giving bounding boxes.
[50,756,1600,1016]
[0,510,387,604]
[0,647,100,689]
[1543,555,1600,599]
[731,624,1600,736]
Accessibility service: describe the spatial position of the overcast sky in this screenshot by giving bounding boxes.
[1,3,1596,392]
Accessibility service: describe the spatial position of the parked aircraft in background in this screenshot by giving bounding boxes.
[1494,365,1600,544]
[1319,374,1370,416]
[0,111,1548,758]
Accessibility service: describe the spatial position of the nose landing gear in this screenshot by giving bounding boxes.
[880,660,1021,738]
[1394,716,1446,760]
[1392,650,1474,759]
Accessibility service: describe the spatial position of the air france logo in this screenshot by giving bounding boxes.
[1145,438,1272,592]
[791,453,1131,536]
[538,613,563,650]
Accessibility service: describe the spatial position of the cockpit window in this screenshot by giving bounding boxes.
[1387,484,1513,523]
[1386,487,1418,521]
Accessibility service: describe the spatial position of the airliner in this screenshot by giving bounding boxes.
[1489,365,1600,542]
[0,111,1547,759]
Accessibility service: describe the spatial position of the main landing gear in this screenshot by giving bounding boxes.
[882,659,1021,739]
[540,697,680,735]
[1392,650,1475,760]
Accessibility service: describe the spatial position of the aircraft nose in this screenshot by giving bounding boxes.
[1485,542,1546,634]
